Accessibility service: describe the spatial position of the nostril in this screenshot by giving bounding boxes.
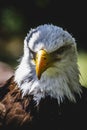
[44,57,47,60]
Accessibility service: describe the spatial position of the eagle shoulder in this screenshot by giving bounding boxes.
[0,76,36,128]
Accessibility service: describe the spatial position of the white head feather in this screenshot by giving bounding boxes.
[14,24,82,104]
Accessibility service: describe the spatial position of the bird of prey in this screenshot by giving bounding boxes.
[0,24,87,130]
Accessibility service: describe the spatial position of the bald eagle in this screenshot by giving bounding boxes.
[0,24,87,130]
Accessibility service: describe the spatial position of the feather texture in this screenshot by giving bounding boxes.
[0,76,87,130]
[0,24,87,130]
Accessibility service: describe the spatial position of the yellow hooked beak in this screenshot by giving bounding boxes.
[35,50,53,80]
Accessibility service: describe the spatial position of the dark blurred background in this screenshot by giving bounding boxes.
[0,0,87,66]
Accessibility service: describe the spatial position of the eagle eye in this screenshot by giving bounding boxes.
[29,47,36,59]
[55,45,72,55]
[57,46,65,54]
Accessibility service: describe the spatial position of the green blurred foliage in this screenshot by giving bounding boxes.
[0,8,24,66]
[1,8,23,34]
[78,52,87,87]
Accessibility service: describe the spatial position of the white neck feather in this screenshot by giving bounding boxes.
[14,54,82,104]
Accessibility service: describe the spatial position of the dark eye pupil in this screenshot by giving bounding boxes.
[55,45,71,55]
[58,48,64,54]
[55,47,65,54]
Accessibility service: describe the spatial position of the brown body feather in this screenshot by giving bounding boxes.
[0,76,34,128]
[0,76,87,130]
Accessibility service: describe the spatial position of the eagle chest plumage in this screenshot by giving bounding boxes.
[0,76,59,129]
[0,76,87,130]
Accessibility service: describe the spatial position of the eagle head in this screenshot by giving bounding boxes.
[14,24,82,104]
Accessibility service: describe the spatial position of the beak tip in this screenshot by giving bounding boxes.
[36,71,41,80]
[37,75,41,80]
